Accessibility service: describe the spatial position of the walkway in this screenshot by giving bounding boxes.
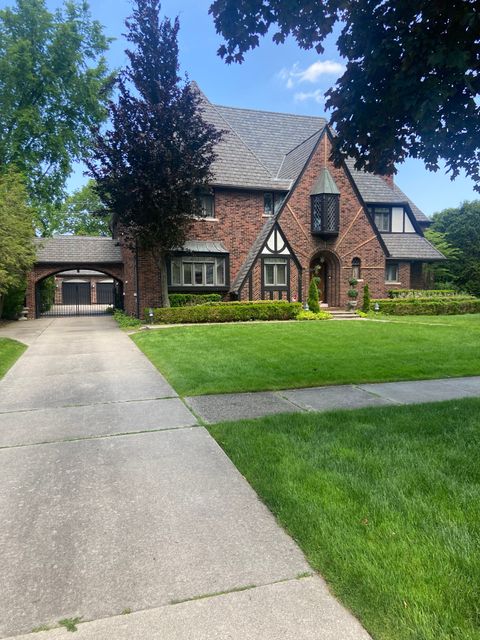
[186,376,480,423]
[0,317,370,640]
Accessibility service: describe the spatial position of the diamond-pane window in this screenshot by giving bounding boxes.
[311,194,340,236]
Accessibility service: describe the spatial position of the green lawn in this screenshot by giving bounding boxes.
[208,399,480,640]
[0,337,26,378]
[132,315,480,395]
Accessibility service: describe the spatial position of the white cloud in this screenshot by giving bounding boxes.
[294,89,325,105]
[278,60,345,88]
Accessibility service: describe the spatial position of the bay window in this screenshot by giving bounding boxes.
[171,256,226,287]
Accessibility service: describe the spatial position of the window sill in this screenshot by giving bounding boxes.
[192,217,219,222]
[262,214,274,218]
[385,281,401,285]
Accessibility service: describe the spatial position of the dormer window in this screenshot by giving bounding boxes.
[368,206,415,233]
[310,169,340,236]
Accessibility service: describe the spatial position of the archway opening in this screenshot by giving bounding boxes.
[35,268,124,318]
[309,250,341,307]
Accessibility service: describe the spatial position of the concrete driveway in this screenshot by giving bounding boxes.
[0,317,370,639]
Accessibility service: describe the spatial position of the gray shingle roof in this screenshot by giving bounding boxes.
[381,234,445,260]
[34,236,122,264]
[277,131,322,181]
[215,105,326,178]
[345,159,429,223]
[195,85,325,191]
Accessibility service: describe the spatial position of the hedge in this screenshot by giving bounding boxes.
[168,293,222,307]
[146,300,302,324]
[387,289,459,299]
[371,297,480,315]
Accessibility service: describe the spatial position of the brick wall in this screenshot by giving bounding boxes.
[264,133,388,307]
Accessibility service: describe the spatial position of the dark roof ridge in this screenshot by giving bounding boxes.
[283,127,326,157]
[213,103,327,123]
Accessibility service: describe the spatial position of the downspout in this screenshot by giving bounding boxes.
[135,239,140,319]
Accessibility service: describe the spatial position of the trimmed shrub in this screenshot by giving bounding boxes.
[147,300,302,324]
[387,289,458,299]
[307,278,320,313]
[362,283,371,313]
[168,293,222,307]
[370,297,480,315]
[296,310,331,321]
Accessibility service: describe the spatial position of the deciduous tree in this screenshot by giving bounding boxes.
[53,181,111,237]
[0,170,36,317]
[210,0,480,189]
[87,0,221,307]
[428,201,480,295]
[0,0,112,233]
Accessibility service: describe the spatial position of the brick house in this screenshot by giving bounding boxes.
[120,87,444,316]
[27,88,444,318]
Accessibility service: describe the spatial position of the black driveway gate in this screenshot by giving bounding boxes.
[36,277,122,318]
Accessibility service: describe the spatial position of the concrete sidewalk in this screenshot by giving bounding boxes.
[186,376,480,423]
[0,317,371,640]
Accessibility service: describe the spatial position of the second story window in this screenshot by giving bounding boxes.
[369,206,415,233]
[372,207,391,232]
[264,192,287,217]
[198,192,215,218]
[310,168,340,236]
[311,193,340,236]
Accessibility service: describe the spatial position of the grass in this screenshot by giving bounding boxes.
[208,398,480,640]
[0,337,26,378]
[131,314,480,395]
[58,617,81,632]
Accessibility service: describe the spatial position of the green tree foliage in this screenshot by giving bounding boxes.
[210,1,480,189]
[87,0,221,307]
[0,0,112,233]
[53,180,111,236]
[0,170,36,317]
[428,201,480,296]
[307,277,320,313]
[423,228,461,289]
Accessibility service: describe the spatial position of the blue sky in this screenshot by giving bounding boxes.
[4,0,478,216]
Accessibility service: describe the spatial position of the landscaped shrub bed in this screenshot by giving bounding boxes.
[147,300,302,324]
[371,296,480,315]
[168,293,222,307]
[387,289,459,298]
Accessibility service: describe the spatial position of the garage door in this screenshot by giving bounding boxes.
[96,282,114,305]
[62,282,91,305]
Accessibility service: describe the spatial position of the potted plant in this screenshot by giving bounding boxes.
[347,278,358,309]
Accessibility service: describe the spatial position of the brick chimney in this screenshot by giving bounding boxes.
[380,174,394,188]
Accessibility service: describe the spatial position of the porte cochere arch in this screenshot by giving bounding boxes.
[27,237,125,319]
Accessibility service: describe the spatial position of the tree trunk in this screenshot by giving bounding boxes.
[159,250,170,308]
[0,293,4,319]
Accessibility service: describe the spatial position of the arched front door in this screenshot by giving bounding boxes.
[310,251,341,307]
